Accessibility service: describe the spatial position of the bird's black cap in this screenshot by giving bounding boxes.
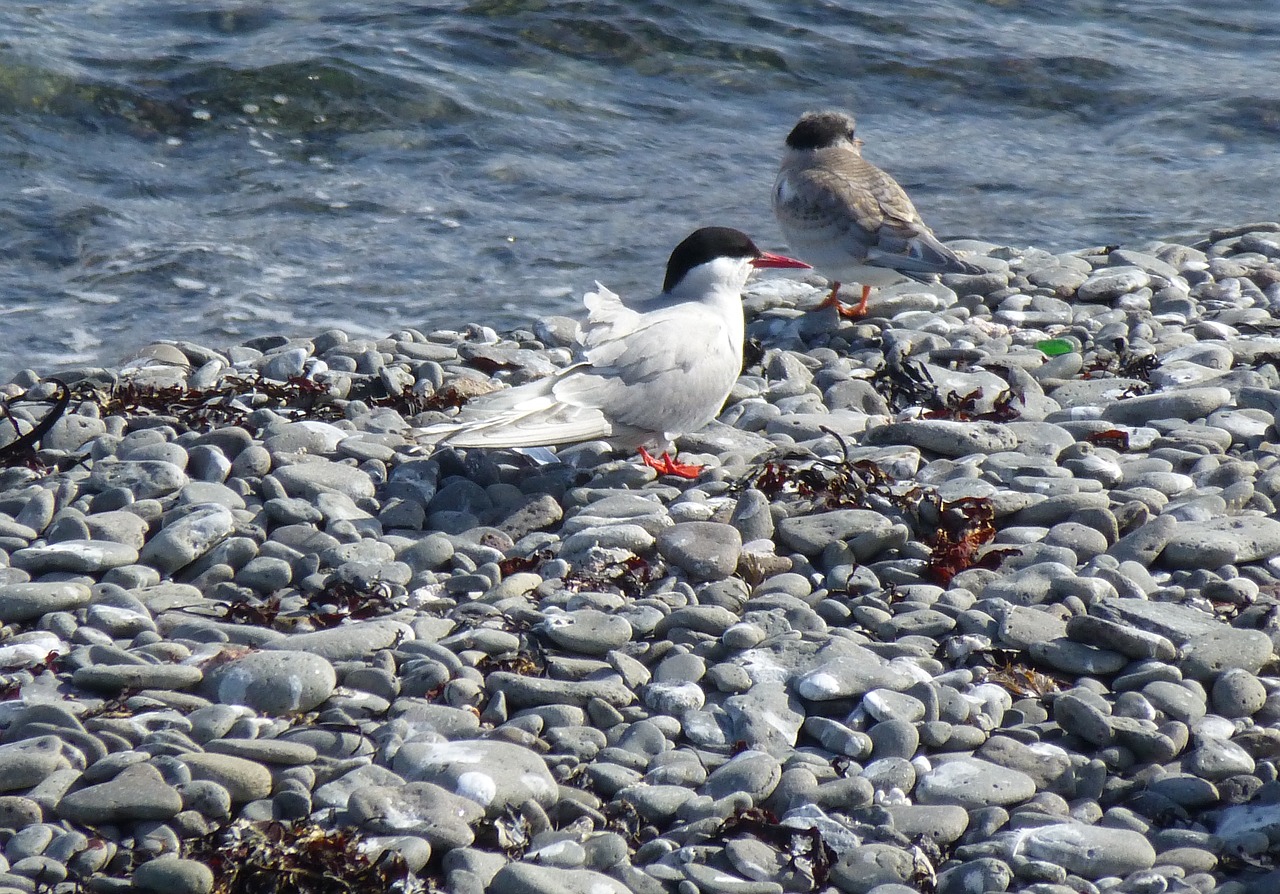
[784,110,857,151]
[663,226,760,293]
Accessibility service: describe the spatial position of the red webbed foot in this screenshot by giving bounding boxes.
[814,283,870,318]
[638,447,703,479]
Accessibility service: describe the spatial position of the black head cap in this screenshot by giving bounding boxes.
[663,226,760,293]
[784,110,857,151]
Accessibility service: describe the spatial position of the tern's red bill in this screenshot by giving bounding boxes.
[752,251,810,270]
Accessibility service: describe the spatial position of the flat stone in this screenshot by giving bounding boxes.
[1182,628,1275,680]
[73,663,203,693]
[56,763,182,824]
[777,510,893,556]
[133,857,214,894]
[487,672,634,709]
[180,753,273,803]
[266,619,415,662]
[201,649,336,713]
[915,757,1036,808]
[539,609,631,655]
[348,781,483,848]
[272,461,376,501]
[1017,821,1156,878]
[9,541,139,574]
[89,459,190,499]
[391,739,558,816]
[861,419,1018,456]
[1161,516,1280,568]
[204,738,318,766]
[0,737,64,793]
[488,863,630,894]
[793,648,913,700]
[1101,387,1231,426]
[656,521,742,580]
[139,505,236,574]
[0,582,92,623]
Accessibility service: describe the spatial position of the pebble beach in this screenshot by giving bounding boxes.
[4,223,1280,894]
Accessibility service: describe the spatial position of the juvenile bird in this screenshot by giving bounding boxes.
[773,109,982,317]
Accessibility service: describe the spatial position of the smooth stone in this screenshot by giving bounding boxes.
[1161,516,1280,567]
[1181,628,1275,680]
[391,739,558,816]
[702,750,783,802]
[1018,821,1156,878]
[139,505,236,574]
[179,753,273,803]
[885,804,970,845]
[487,863,630,894]
[132,857,214,894]
[347,782,484,848]
[201,650,336,713]
[0,737,64,793]
[793,649,913,700]
[831,842,916,894]
[915,757,1036,808]
[656,521,742,581]
[271,461,376,501]
[266,619,415,662]
[861,419,1018,456]
[0,582,92,623]
[56,764,182,824]
[1100,387,1231,425]
[682,859,784,894]
[540,610,632,655]
[1212,668,1268,718]
[9,541,138,574]
[89,460,189,499]
[1066,614,1177,660]
[776,510,894,556]
[73,664,203,693]
[204,738,318,766]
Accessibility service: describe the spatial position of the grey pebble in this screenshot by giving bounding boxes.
[201,649,336,713]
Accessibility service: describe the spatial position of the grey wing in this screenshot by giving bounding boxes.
[787,152,978,276]
[416,366,615,448]
[552,306,740,439]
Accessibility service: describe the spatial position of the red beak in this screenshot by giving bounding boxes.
[752,251,810,270]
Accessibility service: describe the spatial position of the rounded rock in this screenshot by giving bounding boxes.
[201,649,336,713]
[133,857,215,894]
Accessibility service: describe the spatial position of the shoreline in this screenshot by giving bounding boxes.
[2,224,1280,893]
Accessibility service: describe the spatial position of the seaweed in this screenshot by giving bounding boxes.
[870,355,937,412]
[74,373,344,432]
[1084,338,1159,382]
[183,578,406,633]
[1084,429,1130,450]
[921,386,1020,423]
[920,493,1020,587]
[184,819,420,894]
[304,578,405,629]
[715,806,836,889]
[866,354,1021,421]
[0,378,71,470]
[744,433,1019,585]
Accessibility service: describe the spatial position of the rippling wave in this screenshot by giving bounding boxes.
[0,1,1278,380]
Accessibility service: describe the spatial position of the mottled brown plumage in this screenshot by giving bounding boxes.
[773,110,981,316]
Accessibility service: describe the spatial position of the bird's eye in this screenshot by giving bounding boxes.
[847,129,856,140]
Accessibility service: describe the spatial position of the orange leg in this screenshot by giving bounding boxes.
[638,446,703,479]
[813,282,870,318]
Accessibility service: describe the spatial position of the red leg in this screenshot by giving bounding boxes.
[638,447,703,479]
[845,283,871,317]
[812,282,870,318]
